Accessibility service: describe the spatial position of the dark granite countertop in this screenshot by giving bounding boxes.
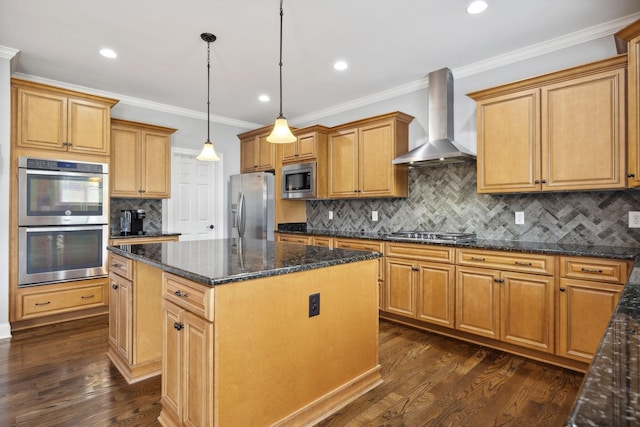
[107,238,381,286]
[110,232,182,239]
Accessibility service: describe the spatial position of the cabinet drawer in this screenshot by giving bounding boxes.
[457,249,554,275]
[311,236,332,248]
[21,282,107,318]
[560,256,630,283]
[334,238,383,252]
[163,273,214,322]
[385,242,454,264]
[109,253,133,280]
[277,234,310,244]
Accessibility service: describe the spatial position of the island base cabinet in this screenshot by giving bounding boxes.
[159,300,214,427]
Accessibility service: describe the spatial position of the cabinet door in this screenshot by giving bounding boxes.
[557,278,622,362]
[456,266,500,339]
[476,89,540,193]
[115,276,132,363]
[257,134,275,170]
[108,274,119,347]
[359,120,394,196]
[385,258,416,317]
[501,272,554,352]
[541,68,625,191]
[241,137,258,173]
[67,98,110,155]
[416,262,455,328]
[281,138,298,163]
[297,132,317,160]
[141,130,171,198]
[16,88,68,150]
[183,310,214,427]
[628,32,640,188]
[328,129,358,198]
[162,300,184,423]
[111,125,141,197]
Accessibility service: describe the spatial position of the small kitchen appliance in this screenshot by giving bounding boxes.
[120,209,146,235]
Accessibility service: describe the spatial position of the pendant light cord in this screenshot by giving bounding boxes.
[206,39,212,142]
[278,0,284,119]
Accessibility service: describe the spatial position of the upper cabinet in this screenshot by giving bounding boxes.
[328,112,413,198]
[110,118,176,199]
[12,78,118,157]
[282,125,330,165]
[238,126,276,173]
[616,19,640,188]
[468,56,627,194]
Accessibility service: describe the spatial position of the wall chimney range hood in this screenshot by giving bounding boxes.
[392,67,475,167]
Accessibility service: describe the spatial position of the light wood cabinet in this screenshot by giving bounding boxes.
[238,126,276,173]
[275,232,310,245]
[456,249,555,353]
[109,235,180,246]
[110,119,176,198]
[469,56,627,193]
[616,19,640,187]
[11,78,118,157]
[107,253,163,383]
[310,236,332,248]
[282,125,329,164]
[557,256,629,362]
[328,112,412,198]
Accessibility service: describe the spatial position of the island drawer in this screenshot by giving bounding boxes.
[109,253,133,280]
[385,242,454,264]
[163,273,214,321]
[559,256,630,283]
[456,249,554,275]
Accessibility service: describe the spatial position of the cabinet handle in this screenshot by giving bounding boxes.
[174,322,184,331]
[534,179,540,184]
[628,173,636,178]
[112,284,119,290]
[541,179,547,184]
[581,268,603,273]
[514,261,532,266]
[364,246,376,251]
[470,257,485,262]
[343,244,350,248]
[81,294,95,300]
[35,301,51,306]
[174,290,189,298]
[112,263,123,268]
[559,287,566,292]
[494,278,504,283]
[411,267,420,272]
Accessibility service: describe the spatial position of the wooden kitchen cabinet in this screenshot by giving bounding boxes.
[557,256,629,363]
[616,19,640,188]
[107,253,163,383]
[328,112,412,198]
[238,125,276,173]
[110,118,176,198]
[282,125,329,164]
[12,78,118,157]
[109,235,180,246]
[469,55,627,193]
[456,249,555,353]
[275,232,310,244]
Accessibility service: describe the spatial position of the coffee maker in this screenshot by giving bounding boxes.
[120,209,146,235]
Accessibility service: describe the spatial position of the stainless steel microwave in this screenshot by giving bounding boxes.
[281,162,316,199]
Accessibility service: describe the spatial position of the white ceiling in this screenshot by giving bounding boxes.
[2,0,640,128]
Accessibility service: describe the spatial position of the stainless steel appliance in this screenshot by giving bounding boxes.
[385,231,476,244]
[120,209,146,235]
[18,156,108,225]
[229,172,274,240]
[281,162,316,199]
[17,156,109,287]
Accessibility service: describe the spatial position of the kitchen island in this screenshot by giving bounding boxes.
[108,238,382,427]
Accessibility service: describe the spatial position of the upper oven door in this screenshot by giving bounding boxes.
[19,168,108,225]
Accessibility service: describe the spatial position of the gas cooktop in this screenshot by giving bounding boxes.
[384,231,476,244]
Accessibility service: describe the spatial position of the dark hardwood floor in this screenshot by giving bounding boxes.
[0,315,583,427]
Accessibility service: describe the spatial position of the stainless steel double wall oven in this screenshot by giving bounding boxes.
[17,157,109,287]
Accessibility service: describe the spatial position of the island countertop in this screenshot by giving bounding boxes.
[107,237,382,286]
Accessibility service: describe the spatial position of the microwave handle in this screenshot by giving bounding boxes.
[237,192,246,238]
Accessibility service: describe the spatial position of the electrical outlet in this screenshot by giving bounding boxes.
[328,211,333,220]
[629,211,640,228]
[372,211,378,222]
[309,293,320,317]
[515,211,524,225]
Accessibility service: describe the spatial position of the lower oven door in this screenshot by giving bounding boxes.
[18,225,109,287]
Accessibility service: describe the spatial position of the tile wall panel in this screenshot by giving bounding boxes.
[110,198,163,235]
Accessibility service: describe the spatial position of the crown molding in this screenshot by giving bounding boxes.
[0,46,19,61]
[11,72,261,130]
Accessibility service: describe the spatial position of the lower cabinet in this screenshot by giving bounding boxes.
[161,299,214,427]
[109,272,132,362]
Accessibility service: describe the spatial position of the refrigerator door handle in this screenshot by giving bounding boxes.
[237,192,246,237]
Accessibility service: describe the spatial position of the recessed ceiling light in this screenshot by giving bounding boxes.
[100,48,117,59]
[259,94,270,102]
[334,60,348,71]
[466,1,488,14]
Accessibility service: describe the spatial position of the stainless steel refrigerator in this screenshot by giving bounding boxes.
[228,172,275,240]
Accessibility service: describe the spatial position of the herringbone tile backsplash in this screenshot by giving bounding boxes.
[307,163,640,247]
[110,198,163,235]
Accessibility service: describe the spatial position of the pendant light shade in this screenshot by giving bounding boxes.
[266,0,296,144]
[197,32,221,161]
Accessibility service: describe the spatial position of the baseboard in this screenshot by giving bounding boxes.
[0,321,11,340]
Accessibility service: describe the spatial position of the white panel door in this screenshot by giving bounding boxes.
[164,148,223,241]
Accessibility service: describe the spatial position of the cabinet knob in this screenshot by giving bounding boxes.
[534,180,540,184]
[541,179,547,184]
[208,225,215,229]
[559,287,566,292]
[628,173,636,178]
[173,322,184,331]
[411,267,420,272]
[112,284,118,290]
[494,278,504,283]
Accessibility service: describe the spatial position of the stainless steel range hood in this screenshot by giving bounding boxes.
[392,67,475,167]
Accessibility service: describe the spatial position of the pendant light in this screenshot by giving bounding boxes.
[266,0,296,144]
[197,32,221,161]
